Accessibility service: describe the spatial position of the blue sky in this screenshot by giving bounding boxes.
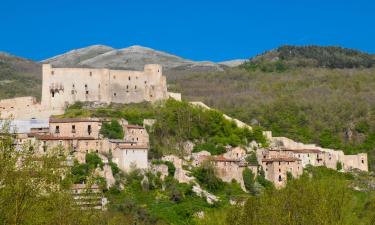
[0,0,374,62]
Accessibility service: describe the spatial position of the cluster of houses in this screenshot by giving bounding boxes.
[11,117,150,172]
[190,136,368,189]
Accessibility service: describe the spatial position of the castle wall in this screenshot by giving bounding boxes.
[41,64,168,110]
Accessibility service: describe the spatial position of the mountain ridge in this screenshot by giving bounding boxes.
[42,44,243,72]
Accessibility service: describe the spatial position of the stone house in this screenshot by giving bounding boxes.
[211,155,258,191]
[107,139,149,172]
[123,124,149,145]
[223,146,247,161]
[261,157,303,188]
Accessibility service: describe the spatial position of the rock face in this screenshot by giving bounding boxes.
[42,45,241,72]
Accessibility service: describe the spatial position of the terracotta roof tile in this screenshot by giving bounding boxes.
[49,118,107,123]
[262,157,300,162]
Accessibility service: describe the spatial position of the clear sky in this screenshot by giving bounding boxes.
[0,0,374,62]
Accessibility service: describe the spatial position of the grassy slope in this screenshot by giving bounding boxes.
[0,53,41,100]
[168,67,375,169]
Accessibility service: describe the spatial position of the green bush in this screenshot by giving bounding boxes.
[242,168,255,194]
[193,162,224,192]
[193,142,226,155]
[100,119,124,139]
[85,153,104,169]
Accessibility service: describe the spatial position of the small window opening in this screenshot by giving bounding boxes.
[362,159,364,164]
[55,126,60,134]
[85,84,87,88]
[278,175,282,182]
[51,71,54,75]
[86,90,89,94]
[135,85,137,89]
[72,125,76,133]
[114,93,117,96]
[89,71,92,76]
[128,76,130,81]
[88,125,92,135]
[51,91,55,98]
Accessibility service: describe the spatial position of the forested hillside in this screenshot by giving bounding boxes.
[168,46,375,170]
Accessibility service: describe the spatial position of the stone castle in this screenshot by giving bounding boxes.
[0,64,177,119]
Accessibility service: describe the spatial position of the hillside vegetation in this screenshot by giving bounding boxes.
[243,45,375,71]
[0,53,41,100]
[61,100,267,158]
[169,58,375,171]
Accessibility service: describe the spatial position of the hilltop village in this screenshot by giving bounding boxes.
[0,63,369,207]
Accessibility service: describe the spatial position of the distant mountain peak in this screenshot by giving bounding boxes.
[42,44,241,72]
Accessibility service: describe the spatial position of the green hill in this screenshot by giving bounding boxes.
[0,53,41,100]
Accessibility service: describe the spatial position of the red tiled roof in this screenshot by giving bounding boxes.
[211,155,240,162]
[268,148,322,154]
[288,149,322,154]
[124,124,144,129]
[29,134,96,141]
[116,144,149,150]
[49,118,107,123]
[262,157,300,162]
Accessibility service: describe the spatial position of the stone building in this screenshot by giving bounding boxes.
[123,124,149,145]
[41,64,168,111]
[261,157,303,188]
[0,64,172,120]
[107,139,149,171]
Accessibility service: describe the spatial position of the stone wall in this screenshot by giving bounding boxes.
[41,64,168,110]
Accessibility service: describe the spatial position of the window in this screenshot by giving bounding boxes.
[71,90,75,94]
[362,159,365,164]
[144,81,147,84]
[51,71,54,75]
[55,126,60,133]
[89,71,92,76]
[279,162,281,165]
[279,169,281,172]
[278,175,282,182]
[113,75,116,79]
[72,125,76,133]
[72,84,75,88]
[85,84,88,88]
[126,85,129,89]
[114,93,117,96]
[86,90,89,94]
[135,85,137,89]
[128,76,130,81]
[51,90,55,98]
[88,125,92,135]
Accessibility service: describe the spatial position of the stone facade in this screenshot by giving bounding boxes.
[261,157,303,188]
[41,64,168,111]
[123,124,149,145]
[1,64,171,120]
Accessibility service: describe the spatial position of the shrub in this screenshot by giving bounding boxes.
[242,168,255,194]
[100,119,124,139]
[245,152,258,165]
[193,142,225,155]
[336,161,343,171]
[85,153,104,169]
[192,162,223,192]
